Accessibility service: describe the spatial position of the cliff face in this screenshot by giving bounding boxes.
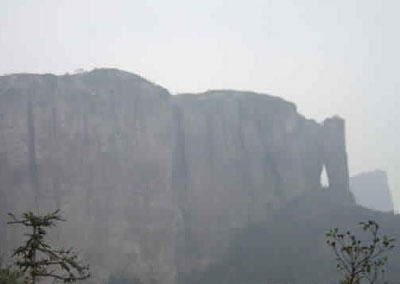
[0,69,353,283]
[350,170,394,212]
[172,92,353,277]
[0,70,177,283]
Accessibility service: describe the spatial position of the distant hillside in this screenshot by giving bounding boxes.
[188,190,400,284]
[350,170,394,212]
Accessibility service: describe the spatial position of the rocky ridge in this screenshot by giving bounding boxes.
[0,69,353,283]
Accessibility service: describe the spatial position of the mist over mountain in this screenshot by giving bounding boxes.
[189,190,400,284]
[350,170,394,212]
[0,69,398,284]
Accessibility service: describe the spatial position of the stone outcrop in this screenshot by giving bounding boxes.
[322,117,354,202]
[172,92,354,277]
[0,70,177,283]
[350,170,394,212]
[0,69,353,283]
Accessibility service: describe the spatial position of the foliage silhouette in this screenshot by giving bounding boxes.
[0,256,24,284]
[7,210,90,283]
[326,220,395,284]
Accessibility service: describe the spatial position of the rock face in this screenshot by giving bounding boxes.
[350,170,394,212]
[172,91,353,278]
[0,69,353,283]
[0,70,177,283]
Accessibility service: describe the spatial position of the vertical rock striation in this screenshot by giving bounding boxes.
[0,69,177,283]
[171,91,353,276]
[0,69,353,283]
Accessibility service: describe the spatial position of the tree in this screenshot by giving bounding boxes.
[0,257,24,284]
[326,220,395,284]
[7,210,90,283]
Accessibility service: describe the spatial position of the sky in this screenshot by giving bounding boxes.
[0,0,399,210]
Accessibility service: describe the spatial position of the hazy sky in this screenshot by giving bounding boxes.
[1,0,399,209]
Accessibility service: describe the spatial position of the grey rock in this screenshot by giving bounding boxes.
[0,69,353,283]
[350,170,394,212]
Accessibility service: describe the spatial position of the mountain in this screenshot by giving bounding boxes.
[350,170,394,212]
[0,68,394,284]
[189,190,400,284]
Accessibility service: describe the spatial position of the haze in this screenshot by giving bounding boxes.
[0,0,399,209]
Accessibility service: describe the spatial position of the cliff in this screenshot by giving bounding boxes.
[0,69,177,283]
[172,91,353,277]
[350,170,394,212]
[0,69,353,283]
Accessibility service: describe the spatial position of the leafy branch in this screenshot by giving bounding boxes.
[326,220,395,284]
[7,210,90,283]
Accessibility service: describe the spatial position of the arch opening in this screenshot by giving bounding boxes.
[320,165,329,189]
